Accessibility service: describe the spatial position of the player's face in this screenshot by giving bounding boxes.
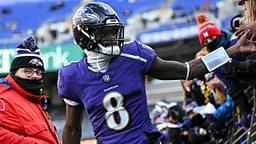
[94,26,121,47]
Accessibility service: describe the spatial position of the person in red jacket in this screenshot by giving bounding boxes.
[0,35,60,144]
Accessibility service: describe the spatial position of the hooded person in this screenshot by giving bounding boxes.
[230,13,244,32]
[0,35,60,144]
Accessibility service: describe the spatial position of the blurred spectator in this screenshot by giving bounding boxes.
[3,19,16,30]
[196,12,252,129]
[230,13,244,32]
[1,7,12,15]
[50,1,65,11]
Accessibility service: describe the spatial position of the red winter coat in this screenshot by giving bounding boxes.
[0,74,60,144]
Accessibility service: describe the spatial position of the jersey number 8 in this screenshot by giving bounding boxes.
[103,91,130,130]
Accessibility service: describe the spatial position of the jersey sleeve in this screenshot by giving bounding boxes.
[57,68,81,103]
[134,41,157,73]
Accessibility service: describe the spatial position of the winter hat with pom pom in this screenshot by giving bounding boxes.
[10,35,44,73]
[196,13,222,46]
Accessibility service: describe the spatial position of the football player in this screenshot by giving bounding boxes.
[58,2,256,144]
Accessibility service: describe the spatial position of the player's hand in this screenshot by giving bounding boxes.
[229,30,256,56]
[235,21,256,40]
[237,30,256,54]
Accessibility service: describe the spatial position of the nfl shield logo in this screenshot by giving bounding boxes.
[103,74,110,83]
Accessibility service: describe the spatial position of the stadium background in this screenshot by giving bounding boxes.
[0,0,241,142]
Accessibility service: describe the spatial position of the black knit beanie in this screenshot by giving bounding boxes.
[10,35,44,73]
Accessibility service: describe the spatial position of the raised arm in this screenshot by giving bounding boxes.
[148,31,256,80]
[148,57,207,80]
[63,103,84,144]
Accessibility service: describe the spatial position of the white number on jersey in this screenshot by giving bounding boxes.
[103,92,130,130]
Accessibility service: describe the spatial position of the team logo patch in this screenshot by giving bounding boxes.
[103,74,111,83]
[0,99,5,111]
[29,58,43,67]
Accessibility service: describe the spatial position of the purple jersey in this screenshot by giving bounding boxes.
[58,41,160,144]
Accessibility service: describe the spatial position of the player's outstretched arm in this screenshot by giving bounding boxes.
[148,31,256,80]
[62,104,84,144]
[148,56,207,80]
